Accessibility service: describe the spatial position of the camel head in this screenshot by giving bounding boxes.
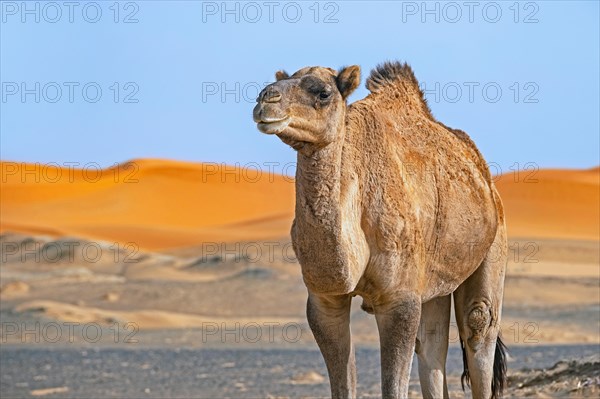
[253,65,360,150]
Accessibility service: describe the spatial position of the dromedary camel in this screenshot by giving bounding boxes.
[253,61,507,399]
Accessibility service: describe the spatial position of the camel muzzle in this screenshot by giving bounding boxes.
[257,85,282,103]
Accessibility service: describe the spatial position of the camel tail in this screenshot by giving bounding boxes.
[460,335,508,399]
[459,337,470,391]
[492,335,508,398]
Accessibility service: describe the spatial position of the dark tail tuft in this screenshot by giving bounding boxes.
[460,335,508,398]
[460,337,470,391]
[492,335,508,399]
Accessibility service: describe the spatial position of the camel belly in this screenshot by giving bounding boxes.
[354,187,498,306]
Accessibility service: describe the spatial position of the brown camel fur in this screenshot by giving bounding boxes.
[253,61,508,399]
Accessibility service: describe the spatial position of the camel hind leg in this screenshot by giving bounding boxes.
[416,294,451,399]
[453,223,508,399]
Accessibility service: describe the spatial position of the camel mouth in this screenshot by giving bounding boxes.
[256,116,291,134]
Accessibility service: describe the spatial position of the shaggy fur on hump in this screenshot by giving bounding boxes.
[366,61,434,119]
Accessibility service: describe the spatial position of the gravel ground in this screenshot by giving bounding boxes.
[1,344,598,398]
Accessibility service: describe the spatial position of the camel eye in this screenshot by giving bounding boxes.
[319,90,331,99]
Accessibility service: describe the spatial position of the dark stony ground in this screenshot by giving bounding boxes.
[1,344,598,398]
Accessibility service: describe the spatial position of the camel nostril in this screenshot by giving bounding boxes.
[262,88,282,103]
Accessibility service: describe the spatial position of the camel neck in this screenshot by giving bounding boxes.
[290,125,369,288]
[294,138,345,232]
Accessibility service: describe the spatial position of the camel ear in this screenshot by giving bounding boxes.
[336,65,361,99]
[275,70,289,81]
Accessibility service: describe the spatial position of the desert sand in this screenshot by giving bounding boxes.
[1,160,598,249]
[0,159,295,250]
[495,167,599,240]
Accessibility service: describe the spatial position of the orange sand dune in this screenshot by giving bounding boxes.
[495,167,599,240]
[1,159,295,250]
[1,160,597,249]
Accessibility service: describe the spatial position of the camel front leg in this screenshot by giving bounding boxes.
[375,295,422,399]
[307,293,356,399]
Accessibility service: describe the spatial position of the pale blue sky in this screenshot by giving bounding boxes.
[1,1,599,174]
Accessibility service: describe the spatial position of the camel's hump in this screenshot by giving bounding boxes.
[365,61,434,120]
[365,61,420,93]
